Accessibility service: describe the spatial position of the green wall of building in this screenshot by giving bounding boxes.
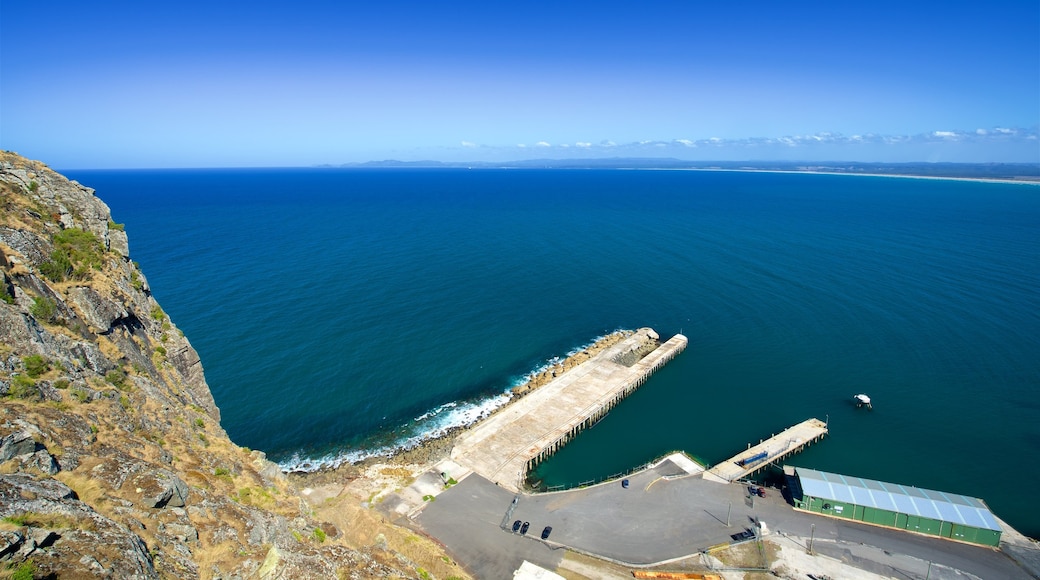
[794,494,1000,547]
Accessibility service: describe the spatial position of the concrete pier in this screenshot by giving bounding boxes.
[703,418,828,483]
[451,328,688,491]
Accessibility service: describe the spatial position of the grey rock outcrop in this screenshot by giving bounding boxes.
[0,153,430,579]
[0,430,36,461]
[0,474,158,579]
[67,286,127,333]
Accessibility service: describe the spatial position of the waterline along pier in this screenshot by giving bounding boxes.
[451,328,688,491]
[703,418,829,483]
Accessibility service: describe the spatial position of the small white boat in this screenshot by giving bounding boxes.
[854,394,872,409]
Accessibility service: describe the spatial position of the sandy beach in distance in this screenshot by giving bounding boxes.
[660,166,1040,186]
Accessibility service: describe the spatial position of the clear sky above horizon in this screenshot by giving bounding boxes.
[2,1,1038,168]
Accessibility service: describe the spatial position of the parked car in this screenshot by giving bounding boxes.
[541,526,553,540]
[512,520,521,532]
[731,529,756,541]
[520,521,530,535]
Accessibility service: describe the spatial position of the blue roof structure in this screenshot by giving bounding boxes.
[795,467,1002,532]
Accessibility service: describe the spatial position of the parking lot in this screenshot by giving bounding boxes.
[413,457,1031,579]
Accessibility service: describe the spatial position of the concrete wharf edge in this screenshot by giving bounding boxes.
[451,329,688,492]
[703,417,829,483]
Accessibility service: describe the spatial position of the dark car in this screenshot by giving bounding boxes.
[541,526,553,540]
[520,521,530,535]
[731,529,756,541]
[512,520,521,532]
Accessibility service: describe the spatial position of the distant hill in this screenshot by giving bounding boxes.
[336,158,1040,181]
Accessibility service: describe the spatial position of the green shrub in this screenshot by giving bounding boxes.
[130,270,143,290]
[0,284,13,304]
[312,527,327,543]
[154,345,167,357]
[71,388,89,403]
[53,379,69,389]
[194,418,204,429]
[214,467,230,477]
[150,305,165,322]
[39,250,71,282]
[105,369,128,390]
[119,395,131,410]
[7,375,37,399]
[11,559,35,580]
[22,355,49,378]
[28,180,38,192]
[108,220,125,231]
[3,514,32,526]
[29,296,57,322]
[40,228,104,282]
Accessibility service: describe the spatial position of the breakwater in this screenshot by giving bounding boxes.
[451,328,688,491]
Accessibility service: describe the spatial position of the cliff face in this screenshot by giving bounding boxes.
[0,152,434,579]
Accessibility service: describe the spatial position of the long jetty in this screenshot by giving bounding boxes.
[703,418,828,483]
[451,328,688,491]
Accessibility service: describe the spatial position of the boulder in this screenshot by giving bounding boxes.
[133,469,190,509]
[162,522,199,543]
[0,431,36,461]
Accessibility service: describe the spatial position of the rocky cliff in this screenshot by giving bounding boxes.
[0,152,458,579]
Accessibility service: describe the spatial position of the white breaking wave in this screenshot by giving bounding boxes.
[278,330,627,472]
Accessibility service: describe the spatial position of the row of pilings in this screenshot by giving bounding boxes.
[524,335,687,476]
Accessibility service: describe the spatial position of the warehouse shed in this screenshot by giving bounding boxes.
[788,467,1002,547]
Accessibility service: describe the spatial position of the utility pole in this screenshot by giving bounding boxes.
[726,502,732,527]
[808,523,815,554]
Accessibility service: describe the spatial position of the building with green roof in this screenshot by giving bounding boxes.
[789,467,1002,547]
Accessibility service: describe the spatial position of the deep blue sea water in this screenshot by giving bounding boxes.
[63,168,1040,538]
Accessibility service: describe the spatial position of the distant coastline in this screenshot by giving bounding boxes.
[667,167,1040,186]
[330,158,1040,184]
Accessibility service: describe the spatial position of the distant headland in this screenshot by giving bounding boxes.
[326,158,1040,183]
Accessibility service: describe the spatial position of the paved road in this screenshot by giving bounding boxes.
[415,460,1032,579]
[414,475,565,580]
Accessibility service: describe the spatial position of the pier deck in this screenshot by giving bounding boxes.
[704,418,828,483]
[451,329,687,491]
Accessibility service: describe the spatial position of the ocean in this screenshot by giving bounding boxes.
[63,167,1040,538]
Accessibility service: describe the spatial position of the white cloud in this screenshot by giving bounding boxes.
[676,139,695,147]
[559,143,570,148]
[995,127,1015,134]
[600,140,617,147]
[536,141,551,147]
[933,131,959,139]
[976,129,988,135]
[516,143,527,148]
[461,140,477,148]
[576,142,592,148]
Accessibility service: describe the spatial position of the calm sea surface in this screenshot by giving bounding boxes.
[64,168,1040,537]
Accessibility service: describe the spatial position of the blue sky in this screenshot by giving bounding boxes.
[2,1,1038,168]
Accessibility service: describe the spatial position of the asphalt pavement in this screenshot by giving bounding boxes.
[414,459,1033,579]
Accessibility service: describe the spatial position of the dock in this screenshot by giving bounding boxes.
[451,328,688,491]
[703,418,828,483]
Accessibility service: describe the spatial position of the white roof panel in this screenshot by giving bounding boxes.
[794,467,1001,532]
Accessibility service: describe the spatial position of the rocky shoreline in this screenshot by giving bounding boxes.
[289,329,637,486]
